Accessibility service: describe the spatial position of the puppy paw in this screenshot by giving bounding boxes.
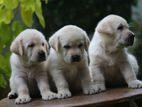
[42,91,57,100]
[83,83,106,94]
[15,95,31,104]
[57,89,71,99]
[128,80,142,88]
[83,85,96,94]
[93,84,106,93]
[8,91,17,99]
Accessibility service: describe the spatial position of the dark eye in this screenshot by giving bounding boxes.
[117,25,123,30]
[28,43,34,48]
[78,44,83,48]
[42,43,44,46]
[64,45,70,49]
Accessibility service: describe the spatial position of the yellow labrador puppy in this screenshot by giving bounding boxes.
[48,25,96,99]
[8,29,56,104]
[89,14,142,93]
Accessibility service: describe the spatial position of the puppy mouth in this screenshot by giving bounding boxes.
[38,56,46,62]
[71,55,81,63]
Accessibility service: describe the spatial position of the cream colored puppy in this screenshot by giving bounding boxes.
[48,25,96,99]
[8,29,56,104]
[89,14,142,93]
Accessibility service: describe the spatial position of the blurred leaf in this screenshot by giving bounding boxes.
[0,74,7,88]
[0,23,12,45]
[21,5,33,27]
[0,0,3,4]
[4,0,18,10]
[12,21,25,36]
[35,0,45,28]
[20,0,35,12]
[0,54,10,69]
[0,8,13,24]
[0,53,10,88]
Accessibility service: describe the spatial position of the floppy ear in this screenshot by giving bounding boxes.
[10,39,24,56]
[96,21,112,35]
[49,34,60,51]
[84,32,90,51]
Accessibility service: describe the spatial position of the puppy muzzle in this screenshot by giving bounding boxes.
[38,50,46,62]
[71,55,81,62]
[125,33,135,46]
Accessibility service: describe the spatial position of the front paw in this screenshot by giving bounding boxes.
[8,91,17,99]
[83,83,106,94]
[42,91,57,100]
[57,89,71,99]
[15,95,31,104]
[128,80,142,88]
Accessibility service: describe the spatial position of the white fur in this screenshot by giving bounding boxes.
[8,29,56,104]
[48,25,97,99]
[89,15,142,93]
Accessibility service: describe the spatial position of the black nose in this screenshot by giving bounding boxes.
[71,55,81,62]
[129,33,135,38]
[125,33,135,46]
[38,50,46,61]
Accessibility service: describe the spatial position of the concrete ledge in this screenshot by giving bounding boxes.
[0,87,142,107]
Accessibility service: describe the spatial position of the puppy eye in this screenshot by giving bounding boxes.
[42,43,44,46]
[78,44,83,48]
[64,45,70,49]
[117,25,123,30]
[28,43,35,48]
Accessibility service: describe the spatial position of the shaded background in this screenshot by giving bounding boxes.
[34,0,135,37]
[0,0,142,100]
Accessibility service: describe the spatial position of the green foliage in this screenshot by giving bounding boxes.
[0,21,25,88]
[0,0,47,27]
[0,0,48,88]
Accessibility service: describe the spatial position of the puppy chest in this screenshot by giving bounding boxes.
[64,67,79,82]
[103,65,125,87]
[25,68,40,79]
[101,53,119,66]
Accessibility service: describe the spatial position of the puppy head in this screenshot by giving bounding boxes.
[49,25,90,63]
[96,14,135,47]
[10,29,49,64]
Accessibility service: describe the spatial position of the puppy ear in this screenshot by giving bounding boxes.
[84,32,90,51]
[10,39,24,56]
[49,34,60,51]
[96,21,112,35]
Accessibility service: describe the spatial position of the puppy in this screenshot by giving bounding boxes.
[8,29,56,104]
[48,25,96,99]
[89,14,142,93]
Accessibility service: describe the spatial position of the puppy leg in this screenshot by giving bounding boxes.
[51,70,71,99]
[8,79,17,99]
[8,91,17,99]
[120,62,142,88]
[36,74,57,100]
[14,77,31,104]
[80,68,95,94]
[89,65,106,93]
